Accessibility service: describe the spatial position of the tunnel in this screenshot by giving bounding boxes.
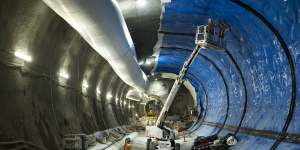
[0,0,299,150]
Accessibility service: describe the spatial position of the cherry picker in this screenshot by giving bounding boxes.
[146,19,228,150]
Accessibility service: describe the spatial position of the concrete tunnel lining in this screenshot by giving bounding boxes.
[0,0,137,149]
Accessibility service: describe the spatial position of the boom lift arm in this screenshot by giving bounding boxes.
[146,20,228,150]
[155,22,227,128]
[155,44,202,128]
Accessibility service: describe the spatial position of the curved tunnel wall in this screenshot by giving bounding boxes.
[0,0,138,149]
[155,0,300,149]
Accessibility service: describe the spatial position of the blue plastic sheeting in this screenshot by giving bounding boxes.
[277,142,300,150]
[235,0,300,135]
[233,134,275,149]
[157,49,229,125]
[193,125,220,137]
[154,0,300,148]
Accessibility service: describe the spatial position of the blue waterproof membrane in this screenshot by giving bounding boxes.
[233,134,275,149]
[155,0,300,149]
[276,142,300,150]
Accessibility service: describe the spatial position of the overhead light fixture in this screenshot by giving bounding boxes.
[145,58,152,65]
[136,0,146,7]
[14,51,32,62]
[58,71,69,79]
[161,0,172,4]
[82,80,89,89]
[96,89,101,95]
[106,92,113,100]
[138,60,143,65]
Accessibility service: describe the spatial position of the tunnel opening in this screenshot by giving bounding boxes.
[143,74,197,132]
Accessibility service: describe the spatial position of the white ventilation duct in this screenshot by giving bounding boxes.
[126,88,148,102]
[42,0,148,91]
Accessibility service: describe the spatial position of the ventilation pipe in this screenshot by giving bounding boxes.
[42,0,149,91]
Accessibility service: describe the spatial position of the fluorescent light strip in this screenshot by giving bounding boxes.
[96,88,101,95]
[136,0,146,7]
[58,71,69,79]
[106,92,113,100]
[82,80,89,89]
[14,51,32,62]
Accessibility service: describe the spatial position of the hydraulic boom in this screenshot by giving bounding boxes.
[155,44,202,127]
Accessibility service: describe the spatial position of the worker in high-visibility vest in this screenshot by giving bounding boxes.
[207,18,214,37]
[124,138,131,150]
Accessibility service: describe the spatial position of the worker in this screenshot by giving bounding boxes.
[207,18,214,35]
[170,139,175,150]
[124,138,131,150]
[206,18,215,43]
[218,21,228,47]
[219,21,227,39]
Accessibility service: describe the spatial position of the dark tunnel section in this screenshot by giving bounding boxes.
[154,0,300,149]
[0,0,138,149]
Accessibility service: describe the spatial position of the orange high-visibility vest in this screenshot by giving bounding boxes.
[124,143,131,150]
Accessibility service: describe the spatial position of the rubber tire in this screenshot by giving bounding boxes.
[146,139,152,150]
[149,141,157,150]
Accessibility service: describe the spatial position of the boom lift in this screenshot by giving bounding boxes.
[146,19,228,150]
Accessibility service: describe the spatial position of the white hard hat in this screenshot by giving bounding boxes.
[226,135,238,146]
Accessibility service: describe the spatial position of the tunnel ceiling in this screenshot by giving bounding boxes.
[118,0,162,60]
[154,0,300,149]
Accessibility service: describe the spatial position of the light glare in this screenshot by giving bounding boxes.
[14,51,32,62]
[97,89,101,94]
[106,92,113,100]
[136,0,146,7]
[58,71,69,79]
[145,58,152,65]
[82,80,89,89]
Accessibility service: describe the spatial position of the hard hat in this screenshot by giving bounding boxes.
[226,135,237,146]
